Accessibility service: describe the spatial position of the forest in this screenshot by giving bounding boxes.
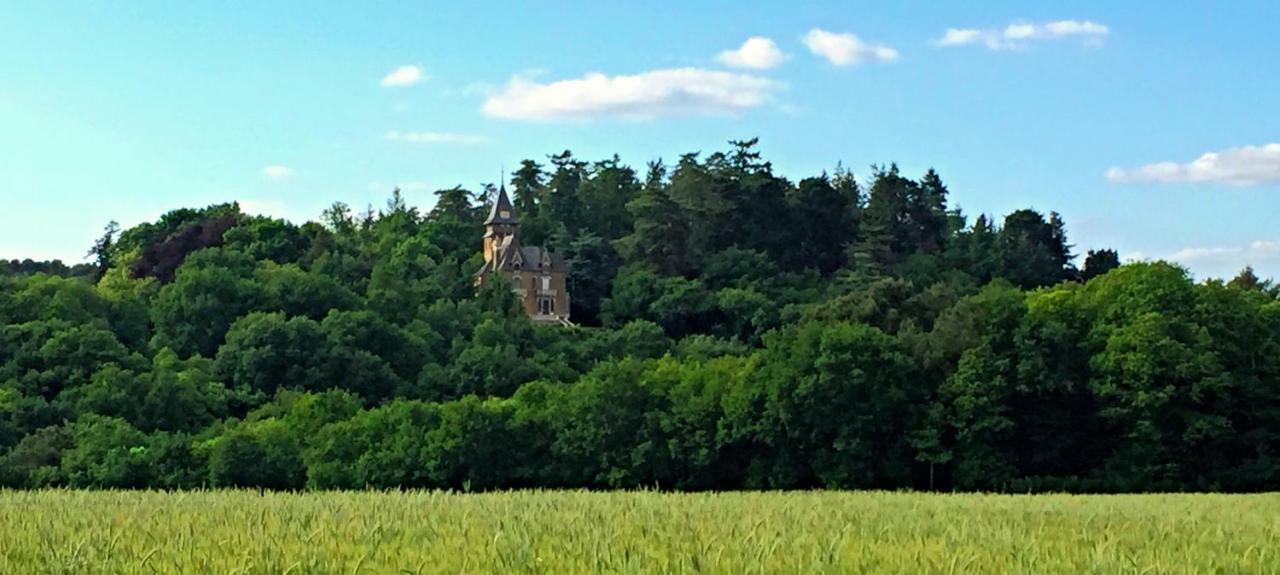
[2,139,1278,492]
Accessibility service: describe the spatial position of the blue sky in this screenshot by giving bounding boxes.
[2,1,1278,278]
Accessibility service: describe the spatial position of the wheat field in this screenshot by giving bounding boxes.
[0,490,1276,574]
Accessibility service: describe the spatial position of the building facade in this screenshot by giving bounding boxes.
[475,186,572,325]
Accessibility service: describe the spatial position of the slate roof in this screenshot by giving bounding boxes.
[476,234,567,275]
[483,185,520,226]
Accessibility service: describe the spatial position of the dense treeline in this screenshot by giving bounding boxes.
[2,140,1278,492]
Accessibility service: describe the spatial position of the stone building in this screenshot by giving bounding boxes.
[475,185,572,325]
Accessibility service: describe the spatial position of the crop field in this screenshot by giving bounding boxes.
[0,490,1276,574]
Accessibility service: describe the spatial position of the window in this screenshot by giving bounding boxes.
[541,276,551,291]
[499,210,510,219]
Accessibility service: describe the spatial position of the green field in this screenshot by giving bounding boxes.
[0,490,1276,574]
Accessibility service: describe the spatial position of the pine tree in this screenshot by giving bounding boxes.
[543,150,587,235]
[87,221,120,281]
[790,175,854,275]
[509,159,545,216]
[616,161,690,276]
[853,164,914,270]
[1082,249,1121,282]
[911,169,950,254]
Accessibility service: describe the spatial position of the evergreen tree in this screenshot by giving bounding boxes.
[509,159,545,216]
[543,151,588,235]
[788,175,854,275]
[852,164,915,271]
[87,221,120,282]
[998,209,1073,289]
[577,155,639,242]
[1082,249,1121,282]
[910,169,950,254]
[616,161,691,276]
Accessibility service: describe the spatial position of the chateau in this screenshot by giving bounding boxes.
[475,185,572,325]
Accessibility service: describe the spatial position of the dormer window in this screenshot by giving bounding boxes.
[500,210,510,219]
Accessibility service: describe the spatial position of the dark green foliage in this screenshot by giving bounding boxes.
[1082,248,1121,282]
[60,415,155,488]
[745,322,925,488]
[207,421,305,490]
[4,141,1276,493]
[86,221,120,282]
[997,210,1075,289]
[215,313,329,396]
[61,349,230,433]
[151,248,263,357]
[223,216,308,264]
[0,425,72,487]
[126,205,240,282]
[788,175,857,274]
[562,231,620,325]
[2,259,98,279]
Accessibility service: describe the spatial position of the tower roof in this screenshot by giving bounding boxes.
[483,184,520,226]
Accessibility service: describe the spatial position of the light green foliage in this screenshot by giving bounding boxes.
[61,349,229,433]
[0,490,1277,574]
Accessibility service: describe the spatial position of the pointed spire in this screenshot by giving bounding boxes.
[484,183,519,225]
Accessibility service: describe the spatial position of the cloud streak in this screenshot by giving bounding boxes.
[716,37,786,70]
[934,20,1109,50]
[482,68,776,121]
[1168,240,1280,278]
[385,131,489,145]
[1106,143,1280,186]
[381,65,425,87]
[262,165,293,179]
[803,28,898,66]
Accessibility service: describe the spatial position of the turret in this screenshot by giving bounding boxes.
[483,185,519,264]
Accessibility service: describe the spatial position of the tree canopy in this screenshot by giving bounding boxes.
[2,140,1277,492]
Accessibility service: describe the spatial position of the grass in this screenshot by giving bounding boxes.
[0,490,1277,574]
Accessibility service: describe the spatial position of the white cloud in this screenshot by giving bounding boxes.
[1044,20,1109,37]
[935,28,985,47]
[1106,143,1280,186]
[381,65,425,88]
[262,165,293,179]
[482,68,776,121]
[385,130,489,145]
[716,36,787,70]
[1168,240,1280,279]
[933,19,1109,50]
[803,28,898,66]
